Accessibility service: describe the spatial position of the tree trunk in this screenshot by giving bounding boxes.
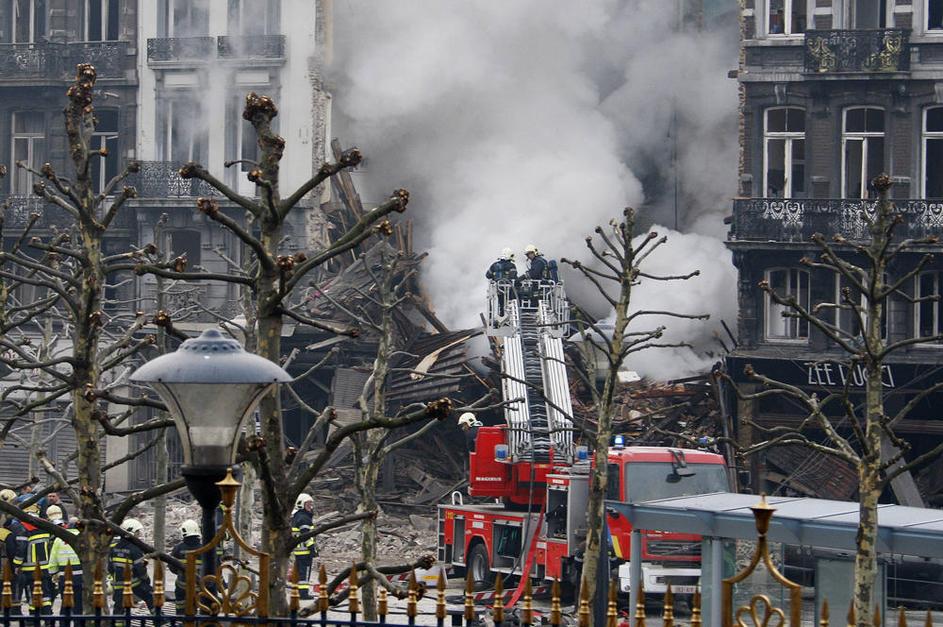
[578,275,632,625]
[357,453,381,620]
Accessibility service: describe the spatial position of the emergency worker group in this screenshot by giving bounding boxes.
[0,486,320,613]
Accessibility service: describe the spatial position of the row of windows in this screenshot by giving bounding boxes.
[7,99,261,195]
[765,0,940,35]
[1,0,119,43]
[0,0,279,44]
[762,106,943,199]
[763,268,943,343]
[159,0,280,38]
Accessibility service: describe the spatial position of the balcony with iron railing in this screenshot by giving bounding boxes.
[3,195,134,230]
[0,43,65,80]
[146,37,216,64]
[126,161,220,198]
[217,35,285,61]
[0,41,131,82]
[729,198,943,243]
[804,29,910,75]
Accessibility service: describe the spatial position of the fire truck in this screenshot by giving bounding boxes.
[437,278,729,596]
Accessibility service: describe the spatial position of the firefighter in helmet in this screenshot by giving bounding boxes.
[15,500,55,614]
[458,412,482,453]
[524,244,549,280]
[291,493,316,599]
[108,518,153,610]
[169,519,203,614]
[47,508,82,608]
[486,248,518,282]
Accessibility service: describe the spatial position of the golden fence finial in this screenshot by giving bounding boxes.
[494,573,505,625]
[925,610,933,627]
[122,562,134,609]
[691,587,702,627]
[436,569,447,622]
[32,563,43,611]
[550,579,562,627]
[522,574,534,627]
[378,586,389,620]
[874,604,882,627]
[62,564,75,610]
[2,559,14,609]
[607,580,619,627]
[820,600,830,627]
[93,562,105,610]
[662,584,674,627]
[578,581,590,627]
[290,565,300,613]
[318,564,329,614]
[634,582,646,627]
[847,600,856,626]
[464,569,475,624]
[152,559,164,610]
[897,606,906,627]
[724,494,801,627]
[348,562,360,616]
[407,570,418,620]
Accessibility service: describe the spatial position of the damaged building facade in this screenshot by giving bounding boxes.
[0,1,476,494]
[727,0,943,505]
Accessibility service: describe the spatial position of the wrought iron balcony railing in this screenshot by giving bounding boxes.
[804,29,910,74]
[0,43,65,79]
[68,41,129,77]
[217,35,285,60]
[127,161,219,198]
[147,37,216,63]
[730,198,943,242]
[3,195,134,230]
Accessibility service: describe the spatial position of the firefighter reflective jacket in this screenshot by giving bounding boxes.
[291,509,316,558]
[49,528,81,575]
[18,522,51,572]
[169,536,203,589]
[109,537,149,589]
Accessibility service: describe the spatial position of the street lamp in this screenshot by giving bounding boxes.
[130,328,291,554]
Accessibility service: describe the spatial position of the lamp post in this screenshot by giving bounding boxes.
[130,328,291,570]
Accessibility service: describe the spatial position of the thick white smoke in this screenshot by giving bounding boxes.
[331,0,739,380]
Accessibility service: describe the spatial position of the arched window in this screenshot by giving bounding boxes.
[764,107,805,198]
[842,107,884,199]
[765,268,810,340]
[923,107,943,198]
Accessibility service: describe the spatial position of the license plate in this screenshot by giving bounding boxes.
[672,585,697,594]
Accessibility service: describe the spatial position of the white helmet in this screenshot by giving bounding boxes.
[121,518,144,536]
[180,519,201,538]
[458,412,482,429]
[524,244,539,255]
[295,493,314,511]
[45,505,63,521]
[500,248,514,261]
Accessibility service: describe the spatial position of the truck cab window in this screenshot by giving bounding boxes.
[606,463,620,500]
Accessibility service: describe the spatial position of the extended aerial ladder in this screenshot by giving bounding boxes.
[485,279,575,466]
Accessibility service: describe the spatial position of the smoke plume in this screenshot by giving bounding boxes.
[331,0,739,379]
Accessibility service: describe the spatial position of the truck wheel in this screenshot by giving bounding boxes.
[468,543,495,590]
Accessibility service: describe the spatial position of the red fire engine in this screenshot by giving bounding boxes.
[437,279,729,595]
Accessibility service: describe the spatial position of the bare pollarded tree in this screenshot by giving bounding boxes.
[561,208,707,625]
[0,65,188,611]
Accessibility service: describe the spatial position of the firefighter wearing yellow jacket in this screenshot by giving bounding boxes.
[291,494,317,599]
[47,509,82,608]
